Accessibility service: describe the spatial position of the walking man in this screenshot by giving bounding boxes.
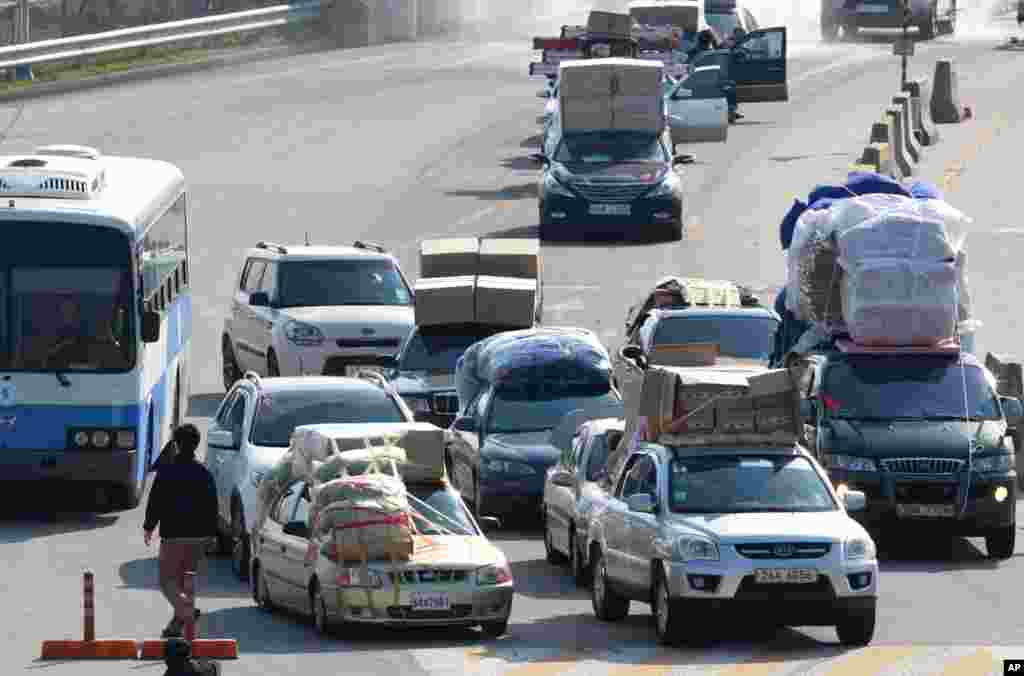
[143,424,219,638]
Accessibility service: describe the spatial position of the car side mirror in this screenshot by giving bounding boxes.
[529,153,550,166]
[478,516,501,531]
[672,154,694,166]
[799,399,816,423]
[142,310,160,343]
[843,490,866,512]
[551,469,575,487]
[453,416,477,432]
[1001,396,1023,421]
[249,291,270,307]
[283,520,310,538]
[207,428,237,450]
[627,493,656,513]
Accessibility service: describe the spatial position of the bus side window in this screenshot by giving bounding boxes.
[142,194,187,310]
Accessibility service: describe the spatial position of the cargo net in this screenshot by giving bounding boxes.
[783,189,980,517]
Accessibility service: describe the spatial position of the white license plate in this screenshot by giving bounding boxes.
[589,203,631,216]
[344,365,383,376]
[410,592,451,611]
[753,568,817,584]
[896,503,954,518]
[857,4,890,12]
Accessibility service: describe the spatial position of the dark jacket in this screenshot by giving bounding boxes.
[143,456,218,539]
[770,288,812,367]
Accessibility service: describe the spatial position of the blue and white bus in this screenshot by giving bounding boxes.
[0,144,190,511]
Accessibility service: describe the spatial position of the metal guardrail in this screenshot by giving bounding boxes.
[0,0,324,69]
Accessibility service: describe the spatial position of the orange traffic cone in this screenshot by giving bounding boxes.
[40,570,138,659]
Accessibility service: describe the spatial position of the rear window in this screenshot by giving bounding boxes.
[251,387,407,446]
[652,315,777,363]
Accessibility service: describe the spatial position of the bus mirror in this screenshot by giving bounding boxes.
[142,310,160,343]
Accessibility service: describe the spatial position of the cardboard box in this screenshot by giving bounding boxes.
[755,407,800,436]
[648,343,719,367]
[747,369,795,398]
[587,10,632,36]
[414,276,476,326]
[475,276,538,328]
[419,238,479,278]
[715,397,756,433]
[561,97,616,132]
[559,59,663,99]
[386,424,447,482]
[987,353,1024,397]
[478,238,540,279]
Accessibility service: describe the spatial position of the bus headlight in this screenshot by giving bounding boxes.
[91,430,111,447]
[73,431,90,447]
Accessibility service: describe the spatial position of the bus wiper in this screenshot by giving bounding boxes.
[54,370,70,387]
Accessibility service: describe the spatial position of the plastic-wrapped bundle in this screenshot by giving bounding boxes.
[785,208,844,326]
[313,446,406,483]
[842,259,959,346]
[836,213,957,267]
[456,327,611,410]
[312,474,407,514]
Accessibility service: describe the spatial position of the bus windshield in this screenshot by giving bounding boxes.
[0,223,135,372]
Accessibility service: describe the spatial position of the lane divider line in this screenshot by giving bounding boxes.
[935,647,998,676]
[818,646,919,676]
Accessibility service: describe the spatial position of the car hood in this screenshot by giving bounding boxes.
[484,431,559,464]
[393,371,455,395]
[562,161,668,183]
[824,419,1008,458]
[405,534,506,569]
[675,511,865,544]
[279,305,414,340]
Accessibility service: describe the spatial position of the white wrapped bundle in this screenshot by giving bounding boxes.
[842,259,959,346]
[837,213,956,268]
[785,208,844,326]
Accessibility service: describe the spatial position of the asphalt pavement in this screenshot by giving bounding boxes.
[3,15,1024,676]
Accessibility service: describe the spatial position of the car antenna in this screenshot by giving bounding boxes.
[305,232,311,246]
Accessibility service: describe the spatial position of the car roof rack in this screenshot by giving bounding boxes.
[256,241,288,255]
[243,371,263,386]
[353,240,387,253]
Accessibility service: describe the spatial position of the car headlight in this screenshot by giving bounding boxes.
[972,453,1015,472]
[823,454,877,472]
[844,537,876,561]
[250,471,265,487]
[476,562,513,586]
[335,568,383,588]
[543,172,574,198]
[647,171,680,198]
[675,536,719,562]
[405,397,432,414]
[284,320,325,346]
[482,459,537,477]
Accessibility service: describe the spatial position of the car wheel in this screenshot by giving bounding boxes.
[570,529,591,587]
[222,336,241,392]
[480,618,509,638]
[231,506,250,581]
[653,568,683,646]
[544,510,567,565]
[591,549,629,621]
[835,603,876,646]
[252,561,273,610]
[986,525,1015,560]
[267,350,281,377]
[312,583,335,637]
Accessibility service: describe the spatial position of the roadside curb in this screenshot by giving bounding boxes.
[0,38,336,104]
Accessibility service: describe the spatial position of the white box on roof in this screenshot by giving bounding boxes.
[587,10,633,36]
[559,58,663,99]
[414,276,476,326]
[419,238,480,277]
[478,238,540,279]
[561,98,617,132]
[475,276,538,328]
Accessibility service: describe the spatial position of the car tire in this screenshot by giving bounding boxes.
[986,525,1015,560]
[252,561,273,611]
[835,603,876,646]
[652,567,684,646]
[311,582,336,637]
[570,529,591,587]
[222,336,241,392]
[480,618,509,638]
[231,505,250,581]
[666,220,683,241]
[591,549,629,622]
[267,350,281,377]
[544,510,567,565]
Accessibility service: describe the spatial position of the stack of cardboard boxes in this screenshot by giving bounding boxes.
[414,238,541,329]
[559,58,665,134]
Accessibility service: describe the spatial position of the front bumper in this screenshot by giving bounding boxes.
[323,582,513,626]
[0,447,137,486]
[831,470,1016,535]
[275,342,398,377]
[665,548,877,626]
[480,473,547,517]
[541,193,682,234]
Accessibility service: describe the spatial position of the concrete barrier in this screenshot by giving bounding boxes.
[328,0,373,47]
[903,78,939,146]
[858,143,896,179]
[892,94,920,163]
[886,107,913,177]
[376,0,417,42]
[931,59,962,124]
[868,121,901,179]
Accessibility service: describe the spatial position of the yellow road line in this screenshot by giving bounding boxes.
[818,646,919,676]
[712,652,801,676]
[935,648,998,676]
[604,650,697,676]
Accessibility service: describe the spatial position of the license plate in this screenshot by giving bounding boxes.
[589,203,631,216]
[410,592,451,611]
[753,568,817,584]
[896,503,954,518]
[857,4,890,12]
[344,365,383,377]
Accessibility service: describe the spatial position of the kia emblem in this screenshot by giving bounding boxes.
[772,543,794,558]
[361,328,376,335]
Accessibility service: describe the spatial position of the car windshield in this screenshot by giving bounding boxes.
[669,454,837,513]
[400,328,501,372]
[490,387,620,433]
[704,11,740,36]
[822,358,1001,421]
[407,484,477,536]
[652,316,778,363]
[277,259,412,307]
[555,132,666,164]
[251,388,406,446]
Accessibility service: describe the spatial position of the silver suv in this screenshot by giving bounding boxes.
[222,241,415,389]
